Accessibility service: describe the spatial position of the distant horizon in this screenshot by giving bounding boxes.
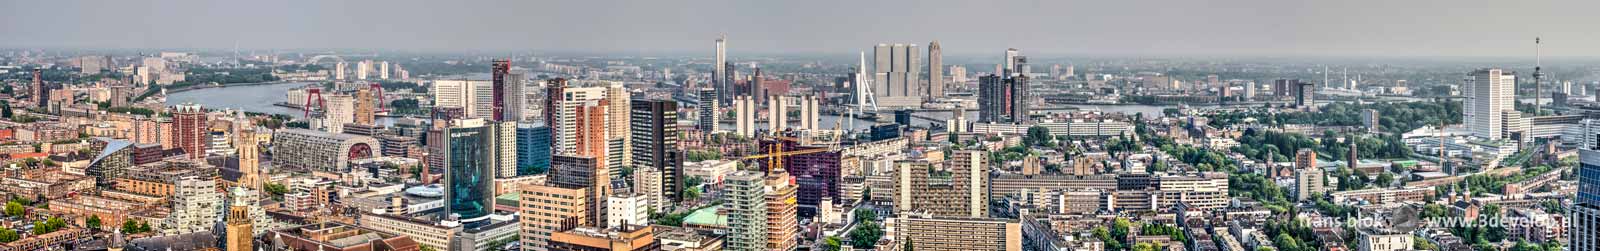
[6,0,1599,59]
[11,47,1600,67]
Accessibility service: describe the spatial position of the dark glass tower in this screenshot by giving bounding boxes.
[631,99,683,202]
[490,59,510,121]
[443,120,500,226]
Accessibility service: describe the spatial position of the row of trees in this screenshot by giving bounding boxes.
[1205,101,1462,133]
[170,68,280,89]
[1232,129,1411,163]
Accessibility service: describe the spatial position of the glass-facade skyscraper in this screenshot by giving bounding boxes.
[1575,148,1600,251]
[1571,128,1600,251]
[516,123,551,176]
[443,119,504,226]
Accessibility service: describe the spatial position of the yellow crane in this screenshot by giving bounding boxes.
[740,141,833,174]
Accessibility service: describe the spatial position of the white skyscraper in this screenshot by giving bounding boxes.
[502,72,527,122]
[798,95,819,131]
[715,35,727,103]
[552,86,607,156]
[1004,48,1020,74]
[432,80,496,119]
[767,96,787,133]
[323,94,355,133]
[357,60,372,80]
[493,120,518,178]
[334,61,348,80]
[379,61,390,79]
[950,65,968,83]
[734,96,757,137]
[928,41,944,97]
[1464,69,1517,140]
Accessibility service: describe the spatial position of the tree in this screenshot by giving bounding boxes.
[848,221,884,249]
[264,182,290,199]
[822,236,842,251]
[1411,238,1438,250]
[853,208,878,223]
[903,239,914,251]
[0,101,11,118]
[1272,232,1298,251]
[33,217,66,235]
[1092,226,1124,251]
[3,201,22,217]
[86,215,102,230]
[122,220,141,234]
[0,228,16,243]
[1133,242,1163,251]
[1375,173,1395,187]
[1025,126,1052,147]
[1509,241,1546,251]
[138,221,151,233]
[1111,218,1132,242]
[683,188,701,201]
[685,176,704,189]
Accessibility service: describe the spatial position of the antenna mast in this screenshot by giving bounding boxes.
[1533,37,1543,116]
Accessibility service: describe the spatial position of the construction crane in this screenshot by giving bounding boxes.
[740,142,833,174]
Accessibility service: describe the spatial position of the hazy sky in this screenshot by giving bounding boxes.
[5,0,1598,58]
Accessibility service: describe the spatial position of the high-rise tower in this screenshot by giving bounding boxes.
[873,43,922,107]
[1010,57,1031,123]
[605,83,631,173]
[441,119,510,227]
[491,59,511,121]
[1571,122,1600,251]
[978,75,1007,123]
[503,72,526,122]
[545,78,568,143]
[1004,48,1020,75]
[1465,69,1516,140]
[354,87,376,125]
[697,88,718,132]
[172,103,208,159]
[928,41,944,97]
[715,35,728,104]
[631,99,683,203]
[31,69,47,108]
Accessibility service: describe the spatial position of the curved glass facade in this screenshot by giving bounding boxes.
[446,127,492,222]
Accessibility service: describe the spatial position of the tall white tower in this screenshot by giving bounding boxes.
[715,35,727,103]
[1464,69,1516,140]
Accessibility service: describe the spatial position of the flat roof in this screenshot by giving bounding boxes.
[682,205,727,227]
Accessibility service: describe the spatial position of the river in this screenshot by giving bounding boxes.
[166,82,315,118]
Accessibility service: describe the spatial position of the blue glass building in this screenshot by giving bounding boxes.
[516,123,552,176]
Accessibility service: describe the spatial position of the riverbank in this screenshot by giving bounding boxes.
[166,82,317,119]
[165,80,305,95]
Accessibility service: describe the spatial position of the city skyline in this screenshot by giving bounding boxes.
[1,2,1596,251]
[5,0,1600,58]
